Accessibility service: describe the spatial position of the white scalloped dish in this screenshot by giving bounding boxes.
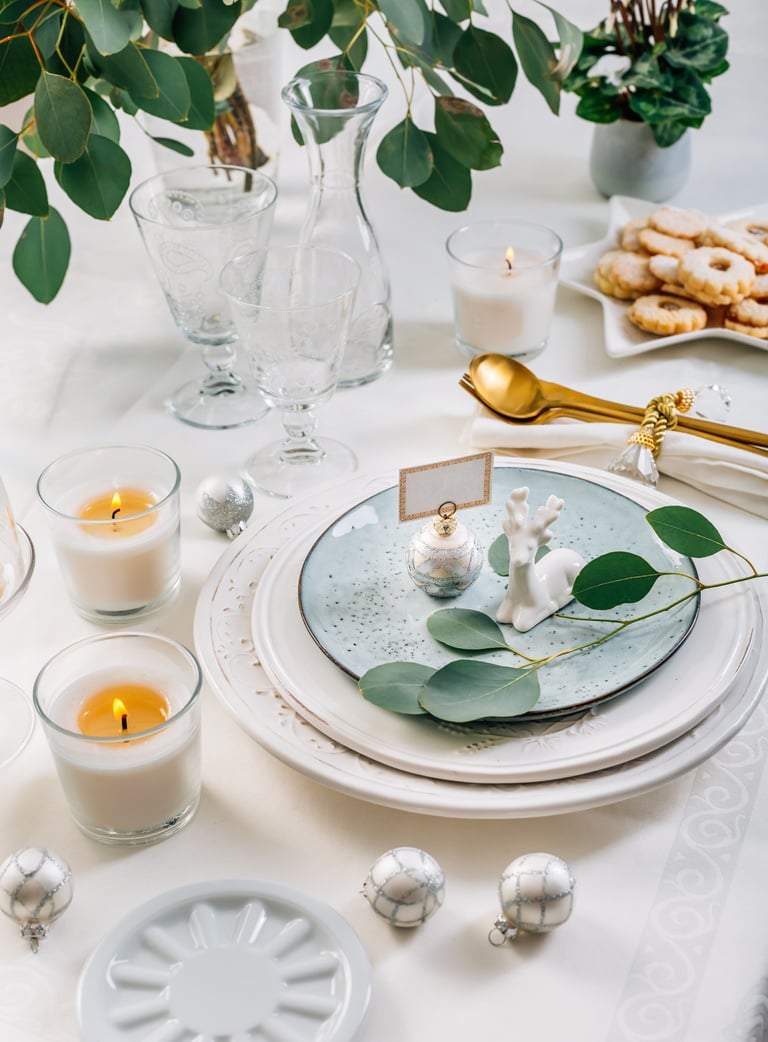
[559,196,768,358]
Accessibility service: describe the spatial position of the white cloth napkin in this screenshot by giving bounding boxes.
[466,407,768,518]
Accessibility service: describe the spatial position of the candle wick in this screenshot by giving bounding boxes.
[121,713,128,731]
[111,507,121,519]
[505,257,513,271]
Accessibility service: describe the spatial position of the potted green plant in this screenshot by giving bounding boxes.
[561,0,730,200]
[0,0,584,304]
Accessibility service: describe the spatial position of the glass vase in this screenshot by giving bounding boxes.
[282,70,393,387]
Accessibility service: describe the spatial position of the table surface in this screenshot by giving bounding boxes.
[2,4,768,1040]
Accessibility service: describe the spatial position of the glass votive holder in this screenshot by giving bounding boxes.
[36,445,181,624]
[446,220,563,361]
[33,632,202,846]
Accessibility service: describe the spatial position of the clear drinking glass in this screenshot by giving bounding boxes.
[0,475,36,767]
[129,164,278,429]
[220,244,360,498]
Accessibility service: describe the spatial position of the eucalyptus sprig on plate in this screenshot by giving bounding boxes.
[359,505,765,724]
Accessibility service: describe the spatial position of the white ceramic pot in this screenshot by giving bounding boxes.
[589,120,691,202]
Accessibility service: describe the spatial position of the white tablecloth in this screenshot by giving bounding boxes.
[2,6,768,1040]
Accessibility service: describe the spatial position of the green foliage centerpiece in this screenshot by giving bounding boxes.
[360,505,764,723]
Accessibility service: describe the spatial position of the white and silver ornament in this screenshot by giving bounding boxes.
[489,852,575,945]
[362,847,445,927]
[406,501,483,598]
[195,475,254,538]
[0,847,73,952]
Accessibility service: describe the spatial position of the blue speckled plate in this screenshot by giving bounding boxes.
[298,465,699,720]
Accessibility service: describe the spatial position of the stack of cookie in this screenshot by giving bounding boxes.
[594,206,768,339]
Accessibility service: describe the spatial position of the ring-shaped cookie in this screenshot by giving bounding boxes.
[678,246,755,303]
[628,293,708,336]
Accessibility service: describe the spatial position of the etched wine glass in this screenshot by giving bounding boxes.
[220,244,360,498]
[0,475,36,766]
[129,164,277,429]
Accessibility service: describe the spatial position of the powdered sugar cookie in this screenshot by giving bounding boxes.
[610,251,661,295]
[725,218,768,246]
[727,297,768,327]
[678,246,755,304]
[638,227,695,258]
[750,273,768,298]
[628,294,708,336]
[648,206,707,240]
[700,225,768,272]
[595,269,637,300]
[648,254,681,283]
[620,217,648,252]
[723,317,768,339]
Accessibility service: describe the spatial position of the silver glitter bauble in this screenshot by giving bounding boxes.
[196,475,254,538]
[489,852,575,945]
[362,847,445,927]
[406,504,483,598]
[0,847,73,952]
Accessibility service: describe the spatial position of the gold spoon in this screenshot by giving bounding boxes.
[459,376,640,425]
[469,353,768,452]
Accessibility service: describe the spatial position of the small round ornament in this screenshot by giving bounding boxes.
[0,847,73,952]
[489,852,575,945]
[406,501,483,598]
[362,847,445,927]
[195,475,254,538]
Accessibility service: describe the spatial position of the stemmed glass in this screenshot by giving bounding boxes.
[0,476,36,767]
[220,244,360,498]
[129,164,278,430]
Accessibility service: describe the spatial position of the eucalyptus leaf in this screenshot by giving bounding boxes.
[427,609,510,652]
[537,2,583,79]
[35,72,93,163]
[30,6,62,59]
[82,86,121,142]
[411,131,471,211]
[0,34,41,105]
[572,552,662,610]
[88,40,158,98]
[452,26,517,105]
[130,49,190,122]
[280,0,334,50]
[75,0,135,55]
[645,506,726,558]
[378,0,426,46]
[438,0,472,21]
[511,10,561,114]
[141,0,180,40]
[4,150,49,216]
[176,55,215,130]
[172,0,242,55]
[148,134,195,156]
[13,207,71,304]
[488,533,509,576]
[376,118,433,189]
[419,660,540,722]
[358,662,433,715]
[54,133,131,219]
[434,96,503,171]
[0,126,18,189]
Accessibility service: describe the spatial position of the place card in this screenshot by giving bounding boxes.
[398,452,494,522]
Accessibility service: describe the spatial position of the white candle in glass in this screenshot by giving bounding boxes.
[34,634,202,845]
[446,221,563,361]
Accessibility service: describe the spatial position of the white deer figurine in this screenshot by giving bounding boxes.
[496,487,584,632]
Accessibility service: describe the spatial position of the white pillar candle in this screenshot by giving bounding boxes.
[446,221,563,361]
[37,446,181,623]
[34,633,202,846]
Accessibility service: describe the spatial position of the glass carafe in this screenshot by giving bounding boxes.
[282,70,392,387]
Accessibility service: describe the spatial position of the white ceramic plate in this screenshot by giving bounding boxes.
[77,879,372,1042]
[252,517,755,784]
[193,462,768,818]
[559,195,768,358]
[296,466,699,719]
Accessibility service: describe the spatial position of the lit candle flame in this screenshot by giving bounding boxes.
[111,491,121,520]
[113,697,128,731]
[505,247,515,270]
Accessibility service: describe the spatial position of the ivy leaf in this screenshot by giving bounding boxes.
[426,608,510,652]
[358,662,433,715]
[0,126,18,189]
[13,206,71,304]
[54,133,131,219]
[412,132,471,210]
[4,150,48,216]
[573,552,662,610]
[645,506,726,558]
[434,96,502,171]
[34,72,93,163]
[376,118,433,188]
[419,660,540,722]
[75,0,135,56]
[452,26,517,106]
